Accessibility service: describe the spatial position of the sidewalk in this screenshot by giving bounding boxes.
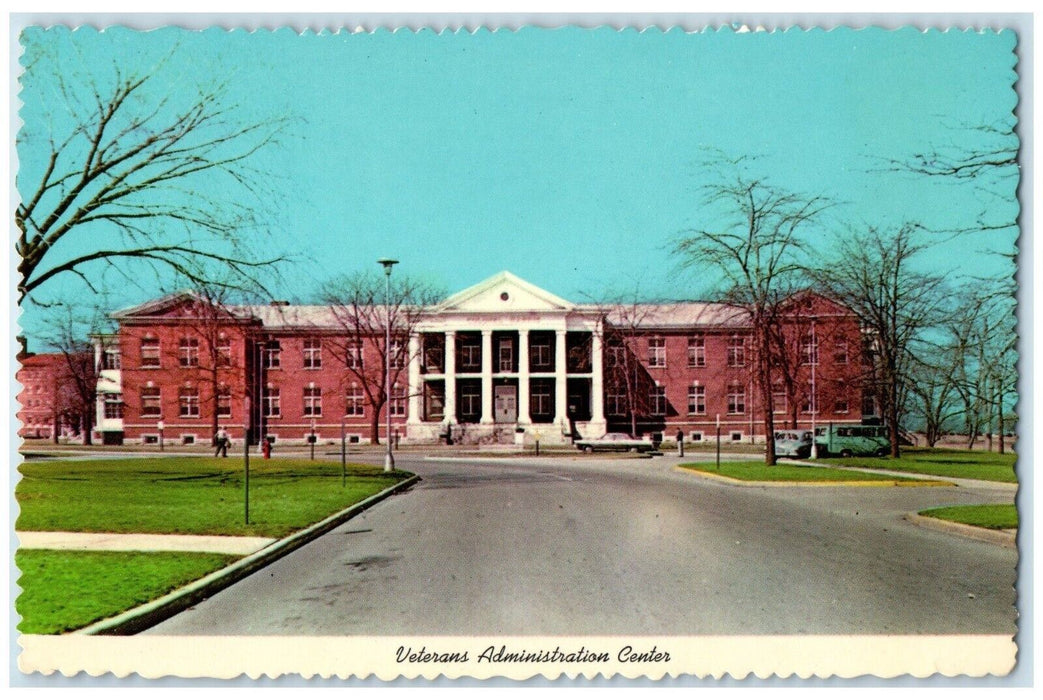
[16,531,276,555]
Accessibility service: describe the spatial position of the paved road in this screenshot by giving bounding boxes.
[144,454,1018,636]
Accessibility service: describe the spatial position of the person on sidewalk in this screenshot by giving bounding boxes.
[215,427,229,458]
[676,429,684,457]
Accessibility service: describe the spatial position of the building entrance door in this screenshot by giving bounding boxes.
[494,385,517,423]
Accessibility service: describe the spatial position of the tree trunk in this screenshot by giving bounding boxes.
[81,407,93,445]
[370,410,381,445]
[997,390,1005,455]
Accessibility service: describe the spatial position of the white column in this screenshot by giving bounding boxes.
[518,329,531,425]
[553,329,568,426]
[480,330,494,424]
[444,331,456,423]
[407,333,421,426]
[590,329,605,427]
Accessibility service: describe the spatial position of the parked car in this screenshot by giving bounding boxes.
[773,430,813,458]
[575,433,655,453]
[814,425,890,457]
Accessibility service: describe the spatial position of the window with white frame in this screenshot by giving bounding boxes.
[141,338,160,368]
[179,386,200,418]
[801,335,819,366]
[687,384,705,415]
[217,387,232,418]
[263,341,281,369]
[178,337,200,367]
[346,384,365,416]
[773,390,788,414]
[303,338,322,369]
[104,394,123,419]
[834,398,850,414]
[727,384,746,414]
[687,335,705,367]
[216,336,232,366]
[303,386,322,417]
[263,387,281,417]
[650,385,667,416]
[727,336,746,367]
[606,388,627,416]
[102,347,121,370]
[648,337,666,368]
[346,341,362,369]
[530,379,554,420]
[390,339,405,369]
[140,387,161,417]
[834,340,849,365]
[390,384,406,417]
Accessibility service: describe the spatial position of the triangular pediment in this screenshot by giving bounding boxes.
[111,291,246,321]
[436,271,574,313]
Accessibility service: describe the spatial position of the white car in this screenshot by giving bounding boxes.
[575,433,655,453]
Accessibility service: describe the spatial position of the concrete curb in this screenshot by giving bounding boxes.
[674,465,954,488]
[74,474,421,636]
[906,513,1017,549]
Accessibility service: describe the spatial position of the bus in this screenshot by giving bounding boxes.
[814,424,890,458]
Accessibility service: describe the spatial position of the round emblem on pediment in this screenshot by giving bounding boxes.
[500,291,509,301]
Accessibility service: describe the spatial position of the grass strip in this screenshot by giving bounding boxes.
[681,460,923,483]
[16,457,409,538]
[819,448,1016,483]
[918,504,1018,530]
[15,549,239,634]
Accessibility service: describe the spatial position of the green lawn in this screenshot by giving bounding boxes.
[918,504,1019,530]
[819,448,1017,483]
[16,549,239,634]
[680,460,928,483]
[16,457,410,538]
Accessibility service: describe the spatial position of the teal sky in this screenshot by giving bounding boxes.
[15,25,1020,338]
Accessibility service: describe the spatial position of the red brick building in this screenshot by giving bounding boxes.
[91,272,873,447]
[16,352,73,440]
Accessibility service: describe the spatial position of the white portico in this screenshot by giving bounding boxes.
[406,271,606,444]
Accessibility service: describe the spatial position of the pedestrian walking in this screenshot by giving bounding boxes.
[215,427,229,457]
[676,429,684,457]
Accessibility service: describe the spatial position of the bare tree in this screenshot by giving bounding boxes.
[319,272,444,444]
[594,298,659,438]
[676,155,831,465]
[815,225,947,458]
[37,301,113,445]
[15,33,290,305]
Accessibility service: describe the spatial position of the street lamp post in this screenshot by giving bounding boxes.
[157,420,164,452]
[341,414,347,488]
[810,317,818,460]
[378,258,399,472]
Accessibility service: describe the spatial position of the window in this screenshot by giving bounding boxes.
[390,339,405,369]
[687,384,705,415]
[303,386,322,417]
[459,381,481,421]
[346,341,362,369]
[530,341,553,370]
[179,338,200,367]
[140,387,161,417]
[650,385,667,416]
[498,338,513,372]
[606,344,626,368]
[834,398,850,414]
[648,337,666,368]
[530,379,554,421]
[773,391,788,414]
[303,338,322,369]
[727,384,746,414]
[802,384,816,414]
[730,431,743,442]
[263,341,281,369]
[216,337,232,366]
[423,383,443,421]
[103,394,123,419]
[801,335,819,366]
[141,339,160,368]
[687,335,705,367]
[346,384,365,416]
[606,388,627,417]
[862,393,878,417]
[389,384,406,417]
[102,347,121,370]
[217,387,232,418]
[179,386,200,418]
[834,341,849,365]
[690,432,703,442]
[727,336,746,367]
[459,340,482,371]
[263,387,281,417]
